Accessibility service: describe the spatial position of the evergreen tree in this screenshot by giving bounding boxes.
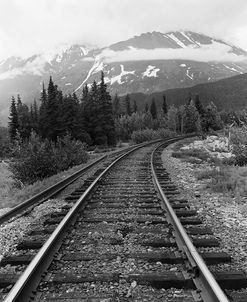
[61,93,81,140]
[125,94,131,116]
[45,76,61,141]
[32,99,39,133]
[194,94,204,116]
[167,105,178,132]
[133,100,138,113]
[162,95,168,115]
[16,94,22,113]
[39,83,48,138]
[202,102,223,132]
[144,102,149,113]
[112,93,121,117]
[187,92,192,105]
[16,97,31,141]
[150,98,157,119]
[78,85,91,144]
[177,105,186,133]
[98,72,116,145]
[8,96,19,141]
[183,101,201,133]
[90,80,103,144]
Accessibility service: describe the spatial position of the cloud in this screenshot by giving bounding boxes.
[93,42,247,64]
[0,55,49,80]
[1,0,247,59]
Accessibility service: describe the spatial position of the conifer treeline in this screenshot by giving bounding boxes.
[8,72,225,148]
[8,72,116,146]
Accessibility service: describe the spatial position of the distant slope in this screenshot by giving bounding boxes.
[125,72,247,111]
[1,30,247,124]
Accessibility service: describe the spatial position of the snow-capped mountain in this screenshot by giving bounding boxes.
[1,31,247,123]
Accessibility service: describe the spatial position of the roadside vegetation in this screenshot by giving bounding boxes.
[2,70,246,208]
[0,153,100,209]
[171,126,247,197]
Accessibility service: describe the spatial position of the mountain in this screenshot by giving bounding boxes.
[1,30,247,124]
[124,72,247,112]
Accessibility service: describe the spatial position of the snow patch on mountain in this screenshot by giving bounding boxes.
[180,31,199,45]
[80,46,89,55]
[143,65,160,77]
[110,64,135,85]
[167,33,186,48]
[223,64,243,73]
[75,56,103,91]
[186,69,193,80]
[92,61,104,74]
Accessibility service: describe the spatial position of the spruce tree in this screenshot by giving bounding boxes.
[46,76,61,141]
[187,92,192,105]
[144,102,149,113]
[125,94,131,116]
[39,83,48,138]
[61,93,80,140]
[177,105,186,133]
[90,80,103,144]
[98,72,116,145]
[202,102,223,132]
[32,99,39,133]
[8,96,19,141]
[17,98,31,141]
[167,105,178,132]
[150,98,157,119]
[112,93,121,117]
[183,102,201,133]
[133,100,138,113]
[162,95,168,115]
[79,85,91,144]
[194,94,204,116]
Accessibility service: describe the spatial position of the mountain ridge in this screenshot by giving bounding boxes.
[0,30,247,124]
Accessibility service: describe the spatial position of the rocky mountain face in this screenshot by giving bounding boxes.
[1,31,247,124]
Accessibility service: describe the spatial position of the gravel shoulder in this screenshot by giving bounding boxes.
[162,141,247,272]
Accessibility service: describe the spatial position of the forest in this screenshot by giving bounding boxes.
[1,71,242,184]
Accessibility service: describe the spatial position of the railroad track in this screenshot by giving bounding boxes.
[0,142,156,226]
[1,138,247,301]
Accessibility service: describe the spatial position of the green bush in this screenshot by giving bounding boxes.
[171,149,209,162]
[9,134,89,184]
[229,127,247,166]
[131,128,176,144]
[196,165,247,196]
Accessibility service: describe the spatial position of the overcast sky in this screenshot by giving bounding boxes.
[1,0,247,60]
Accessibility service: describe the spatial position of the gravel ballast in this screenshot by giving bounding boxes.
[162,141,247,272]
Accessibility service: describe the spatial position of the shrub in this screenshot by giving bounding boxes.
[196,165,247,196]
[229,127,247,166]
[171,149,209,162]
[131,129,157,144]
[131,128,176,144]
[9,134,89,184]
[156,128,177,139]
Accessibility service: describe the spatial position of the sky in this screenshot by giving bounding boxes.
[1,0,247,60]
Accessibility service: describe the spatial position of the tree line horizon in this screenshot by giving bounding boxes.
[8,71,224,147]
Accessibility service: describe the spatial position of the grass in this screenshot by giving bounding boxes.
[171,148,210,162]
[195,165,247,196]
[0,154,101,209]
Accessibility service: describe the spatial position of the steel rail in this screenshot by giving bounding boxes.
[151,142,229,302]
[5,138,187,302]
[0,142,150,226]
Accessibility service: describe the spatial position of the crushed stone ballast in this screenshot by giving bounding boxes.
[0,137,239,302]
